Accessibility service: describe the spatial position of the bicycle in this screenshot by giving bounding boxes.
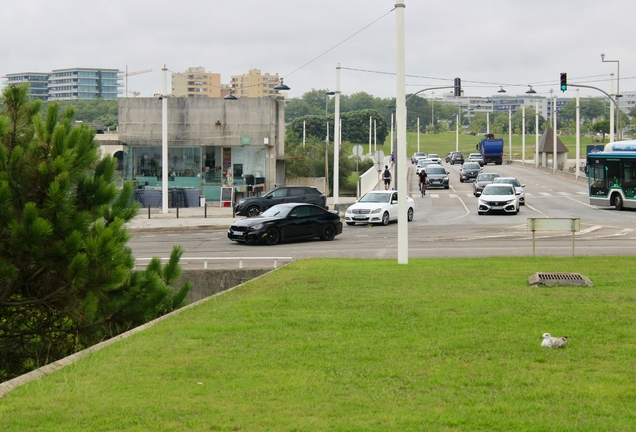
[419,181,427,197]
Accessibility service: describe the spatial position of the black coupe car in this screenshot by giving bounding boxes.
[228,203,342,245]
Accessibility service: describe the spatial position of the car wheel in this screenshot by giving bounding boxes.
[246,205,260,217]
[381,212,390,226]
[478,211,485,215]
[407,207,414,222]
[613,193,624,210]
[346,222,355,226]
[262,227,280,245]
[321,223,336,241]
[516,206,520,214]
[460,179,464,183]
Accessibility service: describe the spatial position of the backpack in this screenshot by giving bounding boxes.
[383,169,391,180]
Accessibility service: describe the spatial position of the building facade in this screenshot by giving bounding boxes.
[117,97,286,202]
[230,69,283,98]
[171,66,222,98]
[2,68,122,101]
[1,72,48,100]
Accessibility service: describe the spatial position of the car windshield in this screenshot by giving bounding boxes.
[429,154,440,158]
[426,167,446,174]
[463,163,480,170]
[418,160,433,167]
[478,174,499,181]
[483,185,513,195]
[260,206,292,218]
[359,193,391,203]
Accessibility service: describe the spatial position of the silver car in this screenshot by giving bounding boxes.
[493,177,525,205]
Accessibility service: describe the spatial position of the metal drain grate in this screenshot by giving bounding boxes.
[529,272,594,287]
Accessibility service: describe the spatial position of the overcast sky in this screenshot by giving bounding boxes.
[2,0,634,101]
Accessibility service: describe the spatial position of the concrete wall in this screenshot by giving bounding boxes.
[179,269,270,303]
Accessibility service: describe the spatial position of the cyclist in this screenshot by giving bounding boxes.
[418,168,428,197]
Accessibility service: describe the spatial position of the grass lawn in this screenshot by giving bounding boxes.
[2,257,636,431]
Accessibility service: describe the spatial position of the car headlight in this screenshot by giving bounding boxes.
[345,207,353,214]
[371,208,381,214]
[250,223,264,230]
[506,200,515,205]
[443,177,448,181]
[237,199,245,205]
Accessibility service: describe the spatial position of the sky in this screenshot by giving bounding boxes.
[2,0,635,101]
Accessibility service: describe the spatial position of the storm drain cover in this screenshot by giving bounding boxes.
[528,272,594,287]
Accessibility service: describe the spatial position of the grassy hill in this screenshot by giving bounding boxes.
[2,257,635,431]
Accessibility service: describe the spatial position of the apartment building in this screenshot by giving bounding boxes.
[2,67,122,101]
[1,72,48,100]
[171,66,222,98]
[230,69,283,98]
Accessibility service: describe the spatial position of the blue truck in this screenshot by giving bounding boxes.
[477,134,504,165]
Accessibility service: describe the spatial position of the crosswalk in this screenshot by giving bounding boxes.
[413,191,588,199]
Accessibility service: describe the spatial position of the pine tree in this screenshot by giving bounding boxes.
[0,84,191,382]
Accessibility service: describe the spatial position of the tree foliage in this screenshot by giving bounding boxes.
[42,98,119,130]
[0,84,190,382]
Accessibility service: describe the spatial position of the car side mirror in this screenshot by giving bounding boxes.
[521,184,526,187]
[266,195,272,199]
[446,171,449,174]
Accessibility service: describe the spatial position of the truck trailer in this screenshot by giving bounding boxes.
[477,134,504,165]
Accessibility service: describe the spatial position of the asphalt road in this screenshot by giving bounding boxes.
[129,161,636,268]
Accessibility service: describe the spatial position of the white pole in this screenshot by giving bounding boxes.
[368,116,372,155]
[325,122,329,195]
[455,114,459,151]
[553,95,557,173]
[374,119,377,152]
[333,63,341,206]
[161,64,169,214]
[609,72,615,143]
[522,106,526,166]
[576,89,580,180]
[486,111,490,135]
[390,113,394,153]
[535,101,539,169]
[508,107,512,162]
[417,117,420,152]
[303,120,306,147]
[395,0,408,265]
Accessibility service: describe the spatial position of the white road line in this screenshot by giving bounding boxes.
[558,192,571,196]
[539,192,552,196]
[596,228,634,238]
[449,194,457,198]
[430,194,440,198]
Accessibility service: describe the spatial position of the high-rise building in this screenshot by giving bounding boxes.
[230,69,284,98]
[47,68,121,100]
[1,72,49,100]
[2,68,122,101]
[172,67,222,98]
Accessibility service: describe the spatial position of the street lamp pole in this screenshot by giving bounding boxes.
[535,101,539,169]
[395,0,408,265]
[161,65,169,214]
[508,107,512,162]
[601,53,621,140]
[576,89,581,180]
[333,64,341,206]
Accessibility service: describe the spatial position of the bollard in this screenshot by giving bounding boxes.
[239,259,243,269]
[204,203,207,218]
[203,260,208,269]
[148,205,151,219]
[176,206,179,218]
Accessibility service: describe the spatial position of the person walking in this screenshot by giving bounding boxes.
[383,165,392,190]
[418,168,428,197]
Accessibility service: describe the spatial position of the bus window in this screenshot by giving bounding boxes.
[588,165,607,196]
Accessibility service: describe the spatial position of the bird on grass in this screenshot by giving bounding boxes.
[541,333,568,348]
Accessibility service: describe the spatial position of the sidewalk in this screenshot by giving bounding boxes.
[125,197,357,232]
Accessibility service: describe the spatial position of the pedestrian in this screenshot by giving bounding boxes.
[383,165,392,190]
[390,153,395,166]
[418,168,428,196]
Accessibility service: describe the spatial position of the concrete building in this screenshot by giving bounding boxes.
[117,97,285,203]
[1,72,48,100]
[171,67,222,98]
[230,69,284,99]
[2,67,122,100]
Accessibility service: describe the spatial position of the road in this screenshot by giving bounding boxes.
[129,161,636,268]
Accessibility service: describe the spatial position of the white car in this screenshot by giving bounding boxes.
[493,177,525,205]
[427,153,442,164]
[478,184,520,215]
[345,190,414,226]
[416,159,438,175]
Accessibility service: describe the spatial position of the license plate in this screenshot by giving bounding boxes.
[491,206,503,210]
[232,230,244,236]
[353,215,367,220]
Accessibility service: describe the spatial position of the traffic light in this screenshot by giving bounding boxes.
[560,73,567,92]
[454,77,461,97]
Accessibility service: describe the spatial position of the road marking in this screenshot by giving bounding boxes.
[466,193,474,197]
[430,194,440,198]
[577,191,588,195]
[539,192,552,196]
[558,192,571,196]
[449,194,457,198]
[596,228,634,238]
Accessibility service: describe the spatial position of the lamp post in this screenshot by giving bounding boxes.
[333,63,341,206]
[601,53,621,140]
[553,90,557,173]
[508,107,512,162]
[395,0,407,265]
[535,101,539,169]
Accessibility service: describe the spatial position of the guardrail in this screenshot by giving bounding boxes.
[135,257,293,269]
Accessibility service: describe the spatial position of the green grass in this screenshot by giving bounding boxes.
[2,257,636,431]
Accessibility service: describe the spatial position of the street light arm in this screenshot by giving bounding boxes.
[567,83,619,109]
[405,86,454,103]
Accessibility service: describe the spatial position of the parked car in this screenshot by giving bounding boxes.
[459,162,482,182]
[427,153,442,164]
[478,184,520,215]
[493,177,526,205]
[234,186,327,217]
[228,203,342,245]
[467,153,484,166]
[472,172,501,196]
[411,152,426,164]
[424,164,450,189]
[449,152,464,165]
[416,159,438,175]
[345,190,414,226]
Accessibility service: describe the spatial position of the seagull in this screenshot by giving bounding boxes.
[541,333,568,348]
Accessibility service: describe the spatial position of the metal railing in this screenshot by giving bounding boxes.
[135,256,293,269]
